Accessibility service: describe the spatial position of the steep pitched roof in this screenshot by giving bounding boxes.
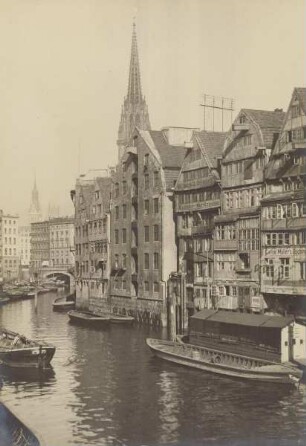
[243,109,286,150]
[195,130,226,168]
[149,130,187,168]
[295,87,306,114]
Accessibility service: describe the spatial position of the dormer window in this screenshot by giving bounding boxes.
[239,115,247,124]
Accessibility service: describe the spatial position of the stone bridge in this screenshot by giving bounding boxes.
[40,267,75,292]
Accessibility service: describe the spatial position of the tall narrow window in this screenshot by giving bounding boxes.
[154,225,159,242]
[144,199,150,215]
[153,198,159,214]
[153,252,159,270]
[144,253,149,269]
[144,226,150,242]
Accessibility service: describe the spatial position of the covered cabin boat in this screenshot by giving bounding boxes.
[189,310,306,363]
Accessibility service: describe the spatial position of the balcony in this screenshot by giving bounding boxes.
[262,216,306,231]
[131,246,138,255]
[132,195,138,205]
[191,223,213,236]
[131,220,138,230]
[214,239,237,250]
[131,273,138,282]
[177,199,220,213]
[177,227,192,236]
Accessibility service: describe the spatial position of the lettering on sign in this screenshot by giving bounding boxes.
[265,247,306,258]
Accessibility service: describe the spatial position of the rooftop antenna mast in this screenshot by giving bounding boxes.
[200,94,235,131]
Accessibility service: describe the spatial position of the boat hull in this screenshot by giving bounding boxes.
[68,310,110,327]
[146,338,303,385]
[53,301,75,312]
[110,316,134,324]
[0,401,43,446]
[0,345,55,369]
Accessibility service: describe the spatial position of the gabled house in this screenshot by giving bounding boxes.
[110,126,192,326]
[216,108,285,313]
[261,88,306,317]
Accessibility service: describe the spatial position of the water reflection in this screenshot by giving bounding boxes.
[0,293,305,445]
[157,370,180,445]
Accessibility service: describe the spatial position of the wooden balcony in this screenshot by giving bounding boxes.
[214,239,237,250]
[178,227,192,236]
[191,223,213,236]
[176,199,220,213]
[131,273,138,282]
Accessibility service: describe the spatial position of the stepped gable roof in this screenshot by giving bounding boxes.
[191,309,293,329]
[149,130,187,168]
[195,130,226,167]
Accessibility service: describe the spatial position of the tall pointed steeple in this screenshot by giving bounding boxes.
[117,22,151,160]
[29,175,42,224]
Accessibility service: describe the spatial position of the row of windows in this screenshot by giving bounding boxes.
[283,179,303,191]
[3,237,17,245]
[51,258,70,265]
[264,258,290,279]
[3,228,17,234]
[2,220,17,225]
[144,252,160,270]
[3,248,17,256]
[182,167,209,182]
[3,259,18,265]
[265,260,306,281]
[216,253,236,272]
[215,224,236,240]
[75,220,107,238]
[178,190,220,205]
[224,187,262,210]
[263,202,306,219]
[223,157,265,176]
[144,225,160,242]
[75,242,108,256]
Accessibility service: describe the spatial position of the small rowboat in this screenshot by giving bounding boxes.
[0,329,56,369]
[52,294,75,312]
[110,314,134,324]
[68,310,110,327]
[146,338,303,386]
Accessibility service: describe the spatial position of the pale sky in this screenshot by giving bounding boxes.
[0,0,304,220]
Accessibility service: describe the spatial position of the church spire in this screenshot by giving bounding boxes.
[117,22,151,161]
[127,22,142,104]
[29,176,42,224]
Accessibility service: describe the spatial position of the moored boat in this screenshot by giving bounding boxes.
[147,309,306,386]
[68,310,110,327]
[0,329,56,368]
[52,293,75,312]
[110,314,134,324]
[0,400,44,446]
[146,338,302,385]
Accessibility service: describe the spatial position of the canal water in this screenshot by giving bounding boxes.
[0,292,305,446]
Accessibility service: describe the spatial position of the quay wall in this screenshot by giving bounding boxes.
[86,296,167,327]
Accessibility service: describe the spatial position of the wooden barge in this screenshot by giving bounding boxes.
[147,310,306,385]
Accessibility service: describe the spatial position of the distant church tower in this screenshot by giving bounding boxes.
[29,177,42,224]
[117,22,151,160]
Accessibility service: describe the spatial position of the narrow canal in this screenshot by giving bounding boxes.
[0,292,305,446]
